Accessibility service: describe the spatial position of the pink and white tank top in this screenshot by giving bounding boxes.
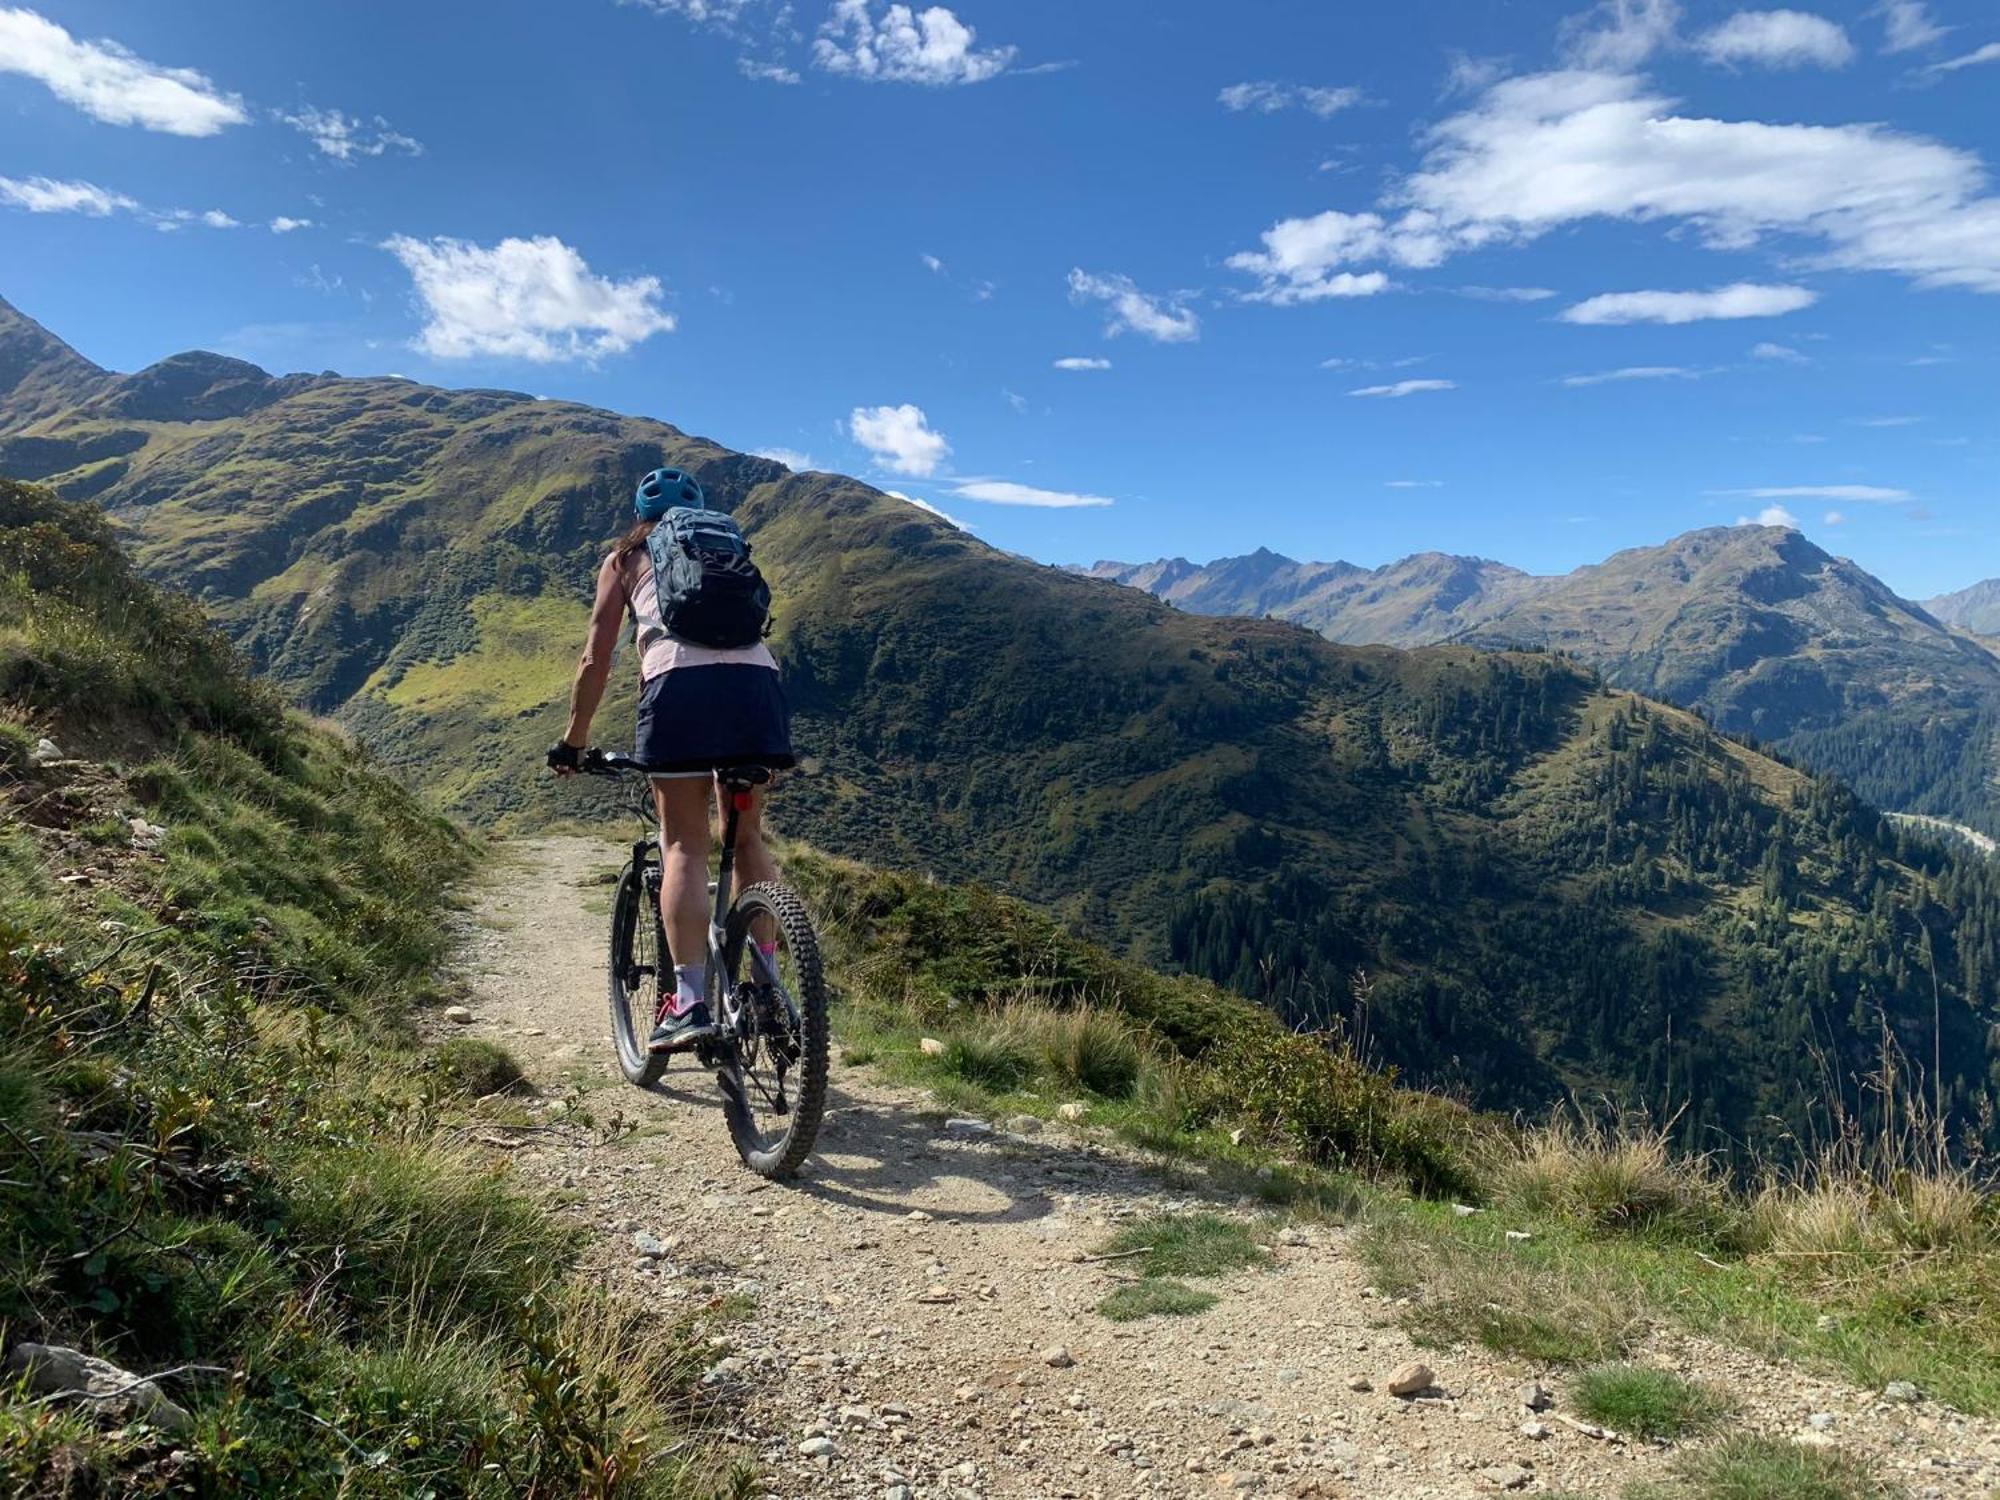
[625,557,778,683]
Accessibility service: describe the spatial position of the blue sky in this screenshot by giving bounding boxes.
[1,0,1995,598]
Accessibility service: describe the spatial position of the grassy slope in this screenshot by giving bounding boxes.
[802,851,2000,1449]
[4,318,1997,1157]
[0,480,730,1498]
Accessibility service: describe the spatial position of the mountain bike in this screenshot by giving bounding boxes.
[578,750,828,1177]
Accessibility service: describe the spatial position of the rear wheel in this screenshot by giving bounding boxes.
[608,858,667,1086]
[717,882,828,1177]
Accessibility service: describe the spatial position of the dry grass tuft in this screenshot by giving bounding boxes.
[1493,1113,1742,1247]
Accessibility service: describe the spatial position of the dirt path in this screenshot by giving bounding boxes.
[452,836,2000,1500]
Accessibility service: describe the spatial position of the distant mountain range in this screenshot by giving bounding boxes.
[1094,533,2000,836]
[4,290,1998,1156]
[1929,578,2000,639]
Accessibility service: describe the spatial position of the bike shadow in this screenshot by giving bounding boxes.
[640,1073,1079,1227]
[800,1083,1071,1226]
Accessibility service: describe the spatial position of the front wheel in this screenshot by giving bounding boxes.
[608,858,668,1086]
[717,882,829,1177]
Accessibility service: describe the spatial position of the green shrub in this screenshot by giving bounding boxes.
[436,1037,525,1096]
[1098,1278,1217,1322]
[939,1033,1035,1093]
[1032,1007,1145,1098]
[1572,1364,1727,1440]
[1198,1022,1478,1198]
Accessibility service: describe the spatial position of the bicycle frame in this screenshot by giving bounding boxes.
[610,764,770,1015]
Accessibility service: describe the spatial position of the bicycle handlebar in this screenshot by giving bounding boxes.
[579,747,649,777]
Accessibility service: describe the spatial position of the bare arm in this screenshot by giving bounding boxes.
[560,553,628,753]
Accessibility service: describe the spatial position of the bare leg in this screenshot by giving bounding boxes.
[653,777,712,978]
[719,781,779,946]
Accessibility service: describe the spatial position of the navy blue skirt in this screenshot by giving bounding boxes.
[634,664,796,775]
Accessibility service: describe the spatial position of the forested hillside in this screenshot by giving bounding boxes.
[1099,528,2000,836]
[4,295,1998,1157]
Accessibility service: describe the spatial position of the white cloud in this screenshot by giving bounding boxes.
[1558,0,1682,68]
[1067,269,1200,342]
[849,403,950,476]
[1232,67,2000,303]
[1458,284,1557,301]
[1854,414,1921,427]
[920,253,945,273]
[0,7,247,136]
[1823,509,1846,524]
[1717,484,1912,501]
[1350,379,1456,398]
[154,207,240,233]
[380,234,676,361]
[1402,72,2000,294]
[883,489,969,529]
[1561,364,1701,386]
[1053,356,1111,371]
[1444,52,1511,96]
[1386,479,1444,488]
[627,0,757,23]
[1218,81,1364,118]
[753,447,817,471]
[1877,0,1946,53]
[1698,11,1853,69]
[1740,504,1801,527]
[1560,283,1816,324]
[0,174,135,215]
[1750,340,1808,362]
[270,216,313,234]
[952,480,1114,509]
[278,106,423,162]
[813,1,1016,85]
[1226,209,1427,303]
[1927,42,2000,74]
[738,58,802,84]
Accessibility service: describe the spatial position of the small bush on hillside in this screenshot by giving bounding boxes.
[1198,1022,1478,1198]
[1005,1004,1146,1098]
[1497,1114,1742,1248]
[1624,1434,1898,1500]
[1572,1364,1727,1440]
[939,1033,1035,1093]
[437,1036,526,1096]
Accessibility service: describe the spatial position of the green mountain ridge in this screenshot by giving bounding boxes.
[1095,532,2000,836]
[3,292,1997,1156]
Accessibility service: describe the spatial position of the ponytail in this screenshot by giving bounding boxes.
[613,519,654,561]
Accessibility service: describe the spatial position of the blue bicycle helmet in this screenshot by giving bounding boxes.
[635,467,704,521]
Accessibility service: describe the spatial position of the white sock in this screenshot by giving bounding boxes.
[672,964,707,1016]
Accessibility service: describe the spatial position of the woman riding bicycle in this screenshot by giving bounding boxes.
[548,467,794,1054]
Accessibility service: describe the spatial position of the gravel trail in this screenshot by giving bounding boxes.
[450,835,2000,1500]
